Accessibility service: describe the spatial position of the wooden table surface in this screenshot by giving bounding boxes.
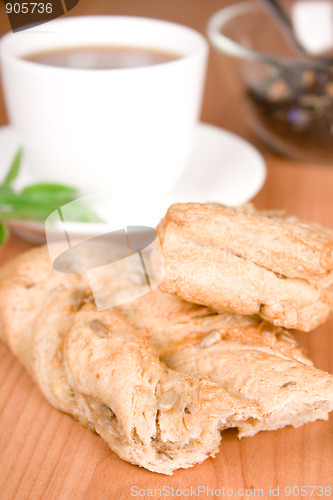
[0,1,333,499]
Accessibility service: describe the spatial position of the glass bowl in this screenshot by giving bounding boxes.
[207,0,333,162]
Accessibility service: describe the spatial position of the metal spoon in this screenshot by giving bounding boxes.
[259,0,332,66]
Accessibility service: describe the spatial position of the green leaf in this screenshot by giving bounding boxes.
[0,149,104,247]
[3,149,22,186]
[0,185,14,196]
[0,222,9,245]
[22,183,78,201]
[0,192,104,224]
[0,192,61,220]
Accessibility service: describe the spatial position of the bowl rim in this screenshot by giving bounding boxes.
[206,0,325,69]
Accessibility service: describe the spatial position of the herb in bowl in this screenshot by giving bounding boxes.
[0,149,103,245]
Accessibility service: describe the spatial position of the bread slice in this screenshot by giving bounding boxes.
[152,203,333,331]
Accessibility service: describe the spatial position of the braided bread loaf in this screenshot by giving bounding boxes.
[1,244,333,474]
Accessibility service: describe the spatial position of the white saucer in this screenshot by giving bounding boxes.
[0,123,266,243]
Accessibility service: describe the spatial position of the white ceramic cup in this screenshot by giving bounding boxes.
[0,16,208,201]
